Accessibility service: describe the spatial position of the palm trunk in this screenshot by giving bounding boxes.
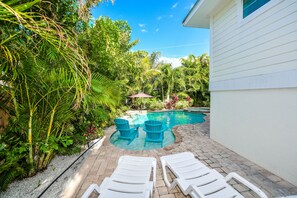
[41,150,54,169]
[161,83,165,102]
[166,84,171,102]
[162,91,164,102]
[38,107,56,170]
[12,91,20,118]
[46,109,56,143]
[28,109,34,175]
[25,78,35,175]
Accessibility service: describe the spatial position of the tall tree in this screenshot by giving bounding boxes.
[79,17,137,78]
[181,54,210,106]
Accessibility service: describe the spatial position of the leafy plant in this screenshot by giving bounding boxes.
[166,94,179,109]
[174,101,190,109]
[59,136,74,148]
[0,136,28,191]
[147,99,165,110]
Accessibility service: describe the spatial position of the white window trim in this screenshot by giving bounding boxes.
[237,0,282,26]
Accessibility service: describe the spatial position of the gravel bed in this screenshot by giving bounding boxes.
[0,141,97,198]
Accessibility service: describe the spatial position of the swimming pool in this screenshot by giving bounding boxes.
[110,111,205,150]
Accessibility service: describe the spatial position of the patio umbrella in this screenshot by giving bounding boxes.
[130,92,153,98]
[130,92,153,109]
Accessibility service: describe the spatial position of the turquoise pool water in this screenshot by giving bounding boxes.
[110,111,205,150]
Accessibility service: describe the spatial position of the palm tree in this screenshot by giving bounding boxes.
[149,52,161,68]
[0,0,122,189]
[181,54,210,106]
[0,0,90,176]
[155,63,185,102]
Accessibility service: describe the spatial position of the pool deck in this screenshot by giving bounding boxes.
[61,114,297,198]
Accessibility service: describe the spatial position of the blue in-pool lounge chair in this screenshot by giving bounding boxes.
[114,118,139,144]
[143,120,167,147]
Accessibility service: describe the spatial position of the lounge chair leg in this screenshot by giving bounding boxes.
[127,139,133,145]
[152,160,157,187]
[169,179,178,191]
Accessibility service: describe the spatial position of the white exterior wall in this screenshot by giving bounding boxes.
[211,0,297,83]
[209,0,297,186]
[210,89,297,186]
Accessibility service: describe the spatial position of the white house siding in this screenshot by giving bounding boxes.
[211,0,297,83]
[209,0,297,186]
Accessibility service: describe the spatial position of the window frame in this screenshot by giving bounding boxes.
[238,0,281,25]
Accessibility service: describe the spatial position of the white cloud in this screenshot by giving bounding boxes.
[158,56,185,68]
[155,28,159,32]
[171,3,178,9]
[138,24,145,27]
[157,16,162,20]
[141,29,147,33]
[169,14,174,18]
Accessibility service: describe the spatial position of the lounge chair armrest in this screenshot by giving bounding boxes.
[81,183,100,198]
[161,158,172,188]
[225,172,268,198]
[144,189,151,198]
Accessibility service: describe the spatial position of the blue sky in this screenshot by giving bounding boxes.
[92,0,210,65]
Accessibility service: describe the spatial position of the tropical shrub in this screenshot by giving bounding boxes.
[147,99,165,110]
[0,134,27,191]
[165,94,179,109]
[174,101,190,109]
[133,98,143,109]
[177,92,189,100]
[186,96,194,107]
[115,105,130,118]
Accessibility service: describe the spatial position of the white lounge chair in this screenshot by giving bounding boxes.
[82,155,156,198]
[161,152,268,198]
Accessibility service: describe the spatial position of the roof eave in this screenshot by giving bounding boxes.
[183,0,225,28]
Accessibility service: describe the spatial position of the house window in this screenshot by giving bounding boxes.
[243,0,271,18]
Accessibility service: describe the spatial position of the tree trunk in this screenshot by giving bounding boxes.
[46,109,56,143]
[28,109,34,175]
[41,151,53,170]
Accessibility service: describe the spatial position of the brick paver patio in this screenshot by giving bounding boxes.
[61,114,297,198]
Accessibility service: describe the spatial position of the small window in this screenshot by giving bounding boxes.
[243,0,271,18]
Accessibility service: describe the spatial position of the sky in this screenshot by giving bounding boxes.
[92,0,210,67]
